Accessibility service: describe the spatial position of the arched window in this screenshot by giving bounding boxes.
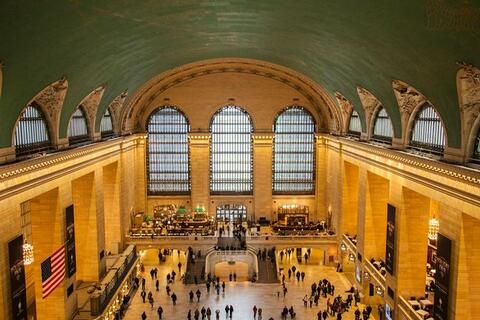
[348,110,362,136]
[14,102,52,157]
[100,108,114,139]
[68,107,89,145]
[147,107,190,194]
[273,107,315,194]
[372,107,393,144]
[409,103,446,154]
[210,106,253,194]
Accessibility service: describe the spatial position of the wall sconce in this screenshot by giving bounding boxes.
[376,286,384,296]
[340,243,347,251]
[363,271,370,280]
[428,217,439,241]
[23,243,34,265]
[348,253,355,262]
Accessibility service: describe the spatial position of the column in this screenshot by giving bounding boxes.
[253,134,273,221]
[189,133,211,209]
[30,187,74,320]
[341,161,360,236]
[315,136,327,221]
[71,171,106,281]
[103,162,121,254]
[395,187,429,298]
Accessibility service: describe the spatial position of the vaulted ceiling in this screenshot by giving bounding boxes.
[0,0,479,148]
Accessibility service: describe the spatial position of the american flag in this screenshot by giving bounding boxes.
[41,245,65,299]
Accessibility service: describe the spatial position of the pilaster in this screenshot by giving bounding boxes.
[189,133,211,209]
[252,133,273,221]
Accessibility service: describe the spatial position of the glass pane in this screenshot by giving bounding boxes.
[14,103,51,156]
[273,107,315,194]
[409,104,446,154]
[372,107,393,144]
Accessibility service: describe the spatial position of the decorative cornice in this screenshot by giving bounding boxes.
[324,135,480,191]
[0,135,142,181]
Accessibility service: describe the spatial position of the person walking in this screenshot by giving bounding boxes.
[215,309,220,320]
[141,311,147,320]
[141,290,146,303]
[196,289,201,302]
[157,305,163,319]
[149,295,154,309]
[253,305,258,319]
[229,305,233,318]
[258,308,263,320]
[171,292,177,305]
[155,279,159,291]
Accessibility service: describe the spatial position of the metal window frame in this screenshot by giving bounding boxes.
[68,106,90,145]
[14,101,53,157]
[347,110,362,137]
[146,106,191,195]
[209,105,254,195]
[371,107,393,144]
[409,103,446,155]
[100,108,116,139]
[272,106,316,195]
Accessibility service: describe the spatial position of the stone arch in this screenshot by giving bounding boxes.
[121,58,342,135]
[356,86,383,140]
[11,77,69,148]
[392,80,428,147]
[71,84,106,140]
[456,62,480,159]
[106,89,128,135]
[466,114,480,162]
[334,91,354,134]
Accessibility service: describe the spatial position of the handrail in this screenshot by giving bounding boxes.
[398,296,425,320]
[363,258,386,291]
[341,234,357,254]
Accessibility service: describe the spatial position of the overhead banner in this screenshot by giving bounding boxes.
[433,233,451,320]
[8,235,28,320]
[385,204,396,275]
[65,205,76,277]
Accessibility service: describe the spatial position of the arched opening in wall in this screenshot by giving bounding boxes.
[14,102,53,159]
[347,110,362,138]
[100,108,115,140]
[408,103,446,156]
[146,106,190,195]
[210,105,253,195]
[272,106,316,195]
[371,107,393,145]
[214,261,249,282]
[67,106,90,146]
[216,204,247,223]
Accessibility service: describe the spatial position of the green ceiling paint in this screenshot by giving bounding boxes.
[0,0,479,148]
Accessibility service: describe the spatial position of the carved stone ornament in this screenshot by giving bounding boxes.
[356,86,381,114]
[34,79,69,126]
[79,85,106,127]
[108,89,128,128]
[457,61,480,130]
[392,80,426,116]
[334,91,353,116]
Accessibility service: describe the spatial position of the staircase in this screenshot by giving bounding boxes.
[184,247,213,284]
[256,256,279,283]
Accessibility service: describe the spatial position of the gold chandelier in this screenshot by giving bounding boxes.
[428,217,439,241]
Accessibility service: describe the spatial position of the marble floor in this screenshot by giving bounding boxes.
[124,248,377,320]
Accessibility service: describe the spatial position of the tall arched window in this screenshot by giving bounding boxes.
[68,106,89,145]
[273,107,315,194]
[100,108,114,139]
[409,103,446,154]
[348,110,362,137]
[210,106,253,194]
[147,106,190,194]
[372,107,393,144]
[14,102,52,157]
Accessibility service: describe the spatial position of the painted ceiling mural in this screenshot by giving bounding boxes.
[0,0,479,147]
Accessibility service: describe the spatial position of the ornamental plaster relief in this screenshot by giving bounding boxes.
[457,62,480,137]
[34,77,68,132]
[77,85,106,134]
[334,91,353,134]
[356,86,382,135]
[108,89,128,133]
[392,80,428,141]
